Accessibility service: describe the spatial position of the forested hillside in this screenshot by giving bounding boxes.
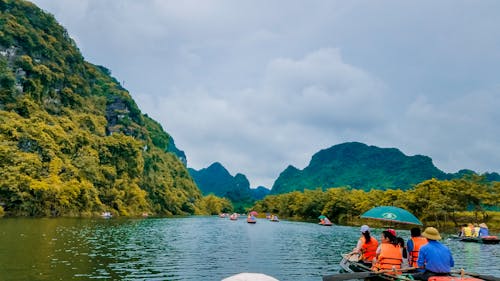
[0,0,203,216]
[271,142,500,194]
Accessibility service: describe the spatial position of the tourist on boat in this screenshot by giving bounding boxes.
[473,223,480,237]
[407,227,428,268]
[413,227,454,281]
[462,223,473,237]
[350,225,379,266]
[372,230,403,273]
[478,223,489,237]
[396,237,408,263]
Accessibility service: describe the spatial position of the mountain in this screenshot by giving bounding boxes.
[0,0,202,216]
[271,142,458,194]
[188,162,270,208]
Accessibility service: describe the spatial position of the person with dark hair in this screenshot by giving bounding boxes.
[372,230,403,273]
[407,227,428,268]
[413,227,454,281]
[349,225,379,266]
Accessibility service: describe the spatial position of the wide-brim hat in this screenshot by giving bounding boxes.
[422,227,441,240]
[479,223,488,228]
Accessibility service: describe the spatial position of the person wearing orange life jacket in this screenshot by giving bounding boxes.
[350,225,379,266]
[372,230,403,274]
[407,227,428,268]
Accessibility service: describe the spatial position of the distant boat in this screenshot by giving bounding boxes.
[247,215,257,224]
[270,215,280,222]
[229,213,238,220]
[459,236,499,244]
[101,212,112,218]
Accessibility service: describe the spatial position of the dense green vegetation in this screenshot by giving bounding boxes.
[271,142,500,194]
[255,175,500,230]
[0,0,225,217]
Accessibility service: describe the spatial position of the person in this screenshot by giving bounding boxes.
[372,230,403,273]
[462,223,473,237]
[407,227,428,268]
[396,237,408,263]
[478,223,489,237]
[413,227,454,281]
[350,225,379,267]
[473,223,480,238]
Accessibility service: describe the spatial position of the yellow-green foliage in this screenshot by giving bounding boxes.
[196,194,233,215]
[0,0,209,217]
[253,176,500,230]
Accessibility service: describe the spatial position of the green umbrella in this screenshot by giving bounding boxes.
[360,206,422,226]
[318,215,327,219]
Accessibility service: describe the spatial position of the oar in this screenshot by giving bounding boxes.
[452,269,500,281]
[323,268,416,281]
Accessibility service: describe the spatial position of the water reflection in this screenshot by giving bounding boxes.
[0,217,498,281]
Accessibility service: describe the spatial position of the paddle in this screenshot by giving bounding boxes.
[452,270,500,281]
[323,268,416,281]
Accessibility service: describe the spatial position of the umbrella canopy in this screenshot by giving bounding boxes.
[360,206,422,226]
[249,211,258,216]
[318,215,327,219]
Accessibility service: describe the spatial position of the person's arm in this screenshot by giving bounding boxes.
[352,238,363,253]
[417,247,426,268]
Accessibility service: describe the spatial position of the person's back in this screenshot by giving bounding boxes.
[414,227,454,281]
[463,224,473,237]
[350,225,378,266]
[407,227,428,268]
[478,223,489,237]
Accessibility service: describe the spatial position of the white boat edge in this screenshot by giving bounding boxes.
[221,273,279,281]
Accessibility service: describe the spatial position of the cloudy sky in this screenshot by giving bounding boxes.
[31,0,500,188]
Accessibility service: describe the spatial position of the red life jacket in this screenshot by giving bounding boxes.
[408,236,428,267]
[360,236,379,262]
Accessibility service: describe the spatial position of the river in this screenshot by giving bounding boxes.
[0,216,498,281]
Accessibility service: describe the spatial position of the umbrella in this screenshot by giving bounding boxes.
[360,206,422,226]
[249,211,258,216]
[318,215,327,219]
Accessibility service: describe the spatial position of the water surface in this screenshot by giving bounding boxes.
[0,217,498,280]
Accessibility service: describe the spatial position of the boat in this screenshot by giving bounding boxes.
[229,213,238,220]
[101,211,112,218]
[247,217,257,224]
[337,253,416,281]
[332,253,495,281]
[459,236,500,244]
[270,215,279,222]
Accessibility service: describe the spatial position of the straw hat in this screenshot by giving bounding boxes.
[479,223,488,229]
[422,227,441,240]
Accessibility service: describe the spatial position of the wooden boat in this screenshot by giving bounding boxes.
[330,253,497,281]
[229,213,238,220]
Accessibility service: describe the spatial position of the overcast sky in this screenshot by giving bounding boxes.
[31,0,500,188]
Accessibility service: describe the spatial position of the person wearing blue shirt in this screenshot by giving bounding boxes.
[413,227,454,281]
[478,223,489,237]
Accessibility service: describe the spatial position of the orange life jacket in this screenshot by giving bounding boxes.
[408,236,428,267]
[373,243,402,273]
[360,236,379,262]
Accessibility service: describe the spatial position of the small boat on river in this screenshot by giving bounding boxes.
[330,253,495,281]
[459,236,500,244]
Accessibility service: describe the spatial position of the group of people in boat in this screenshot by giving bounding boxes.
[348,225,454,281]
[459,223,489,237]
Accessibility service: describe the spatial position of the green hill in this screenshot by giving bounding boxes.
[188,162,270,211]
[0,0,202,216]
[271,142,495,194]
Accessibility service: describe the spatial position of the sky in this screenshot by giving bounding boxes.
[31,0,500,189]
